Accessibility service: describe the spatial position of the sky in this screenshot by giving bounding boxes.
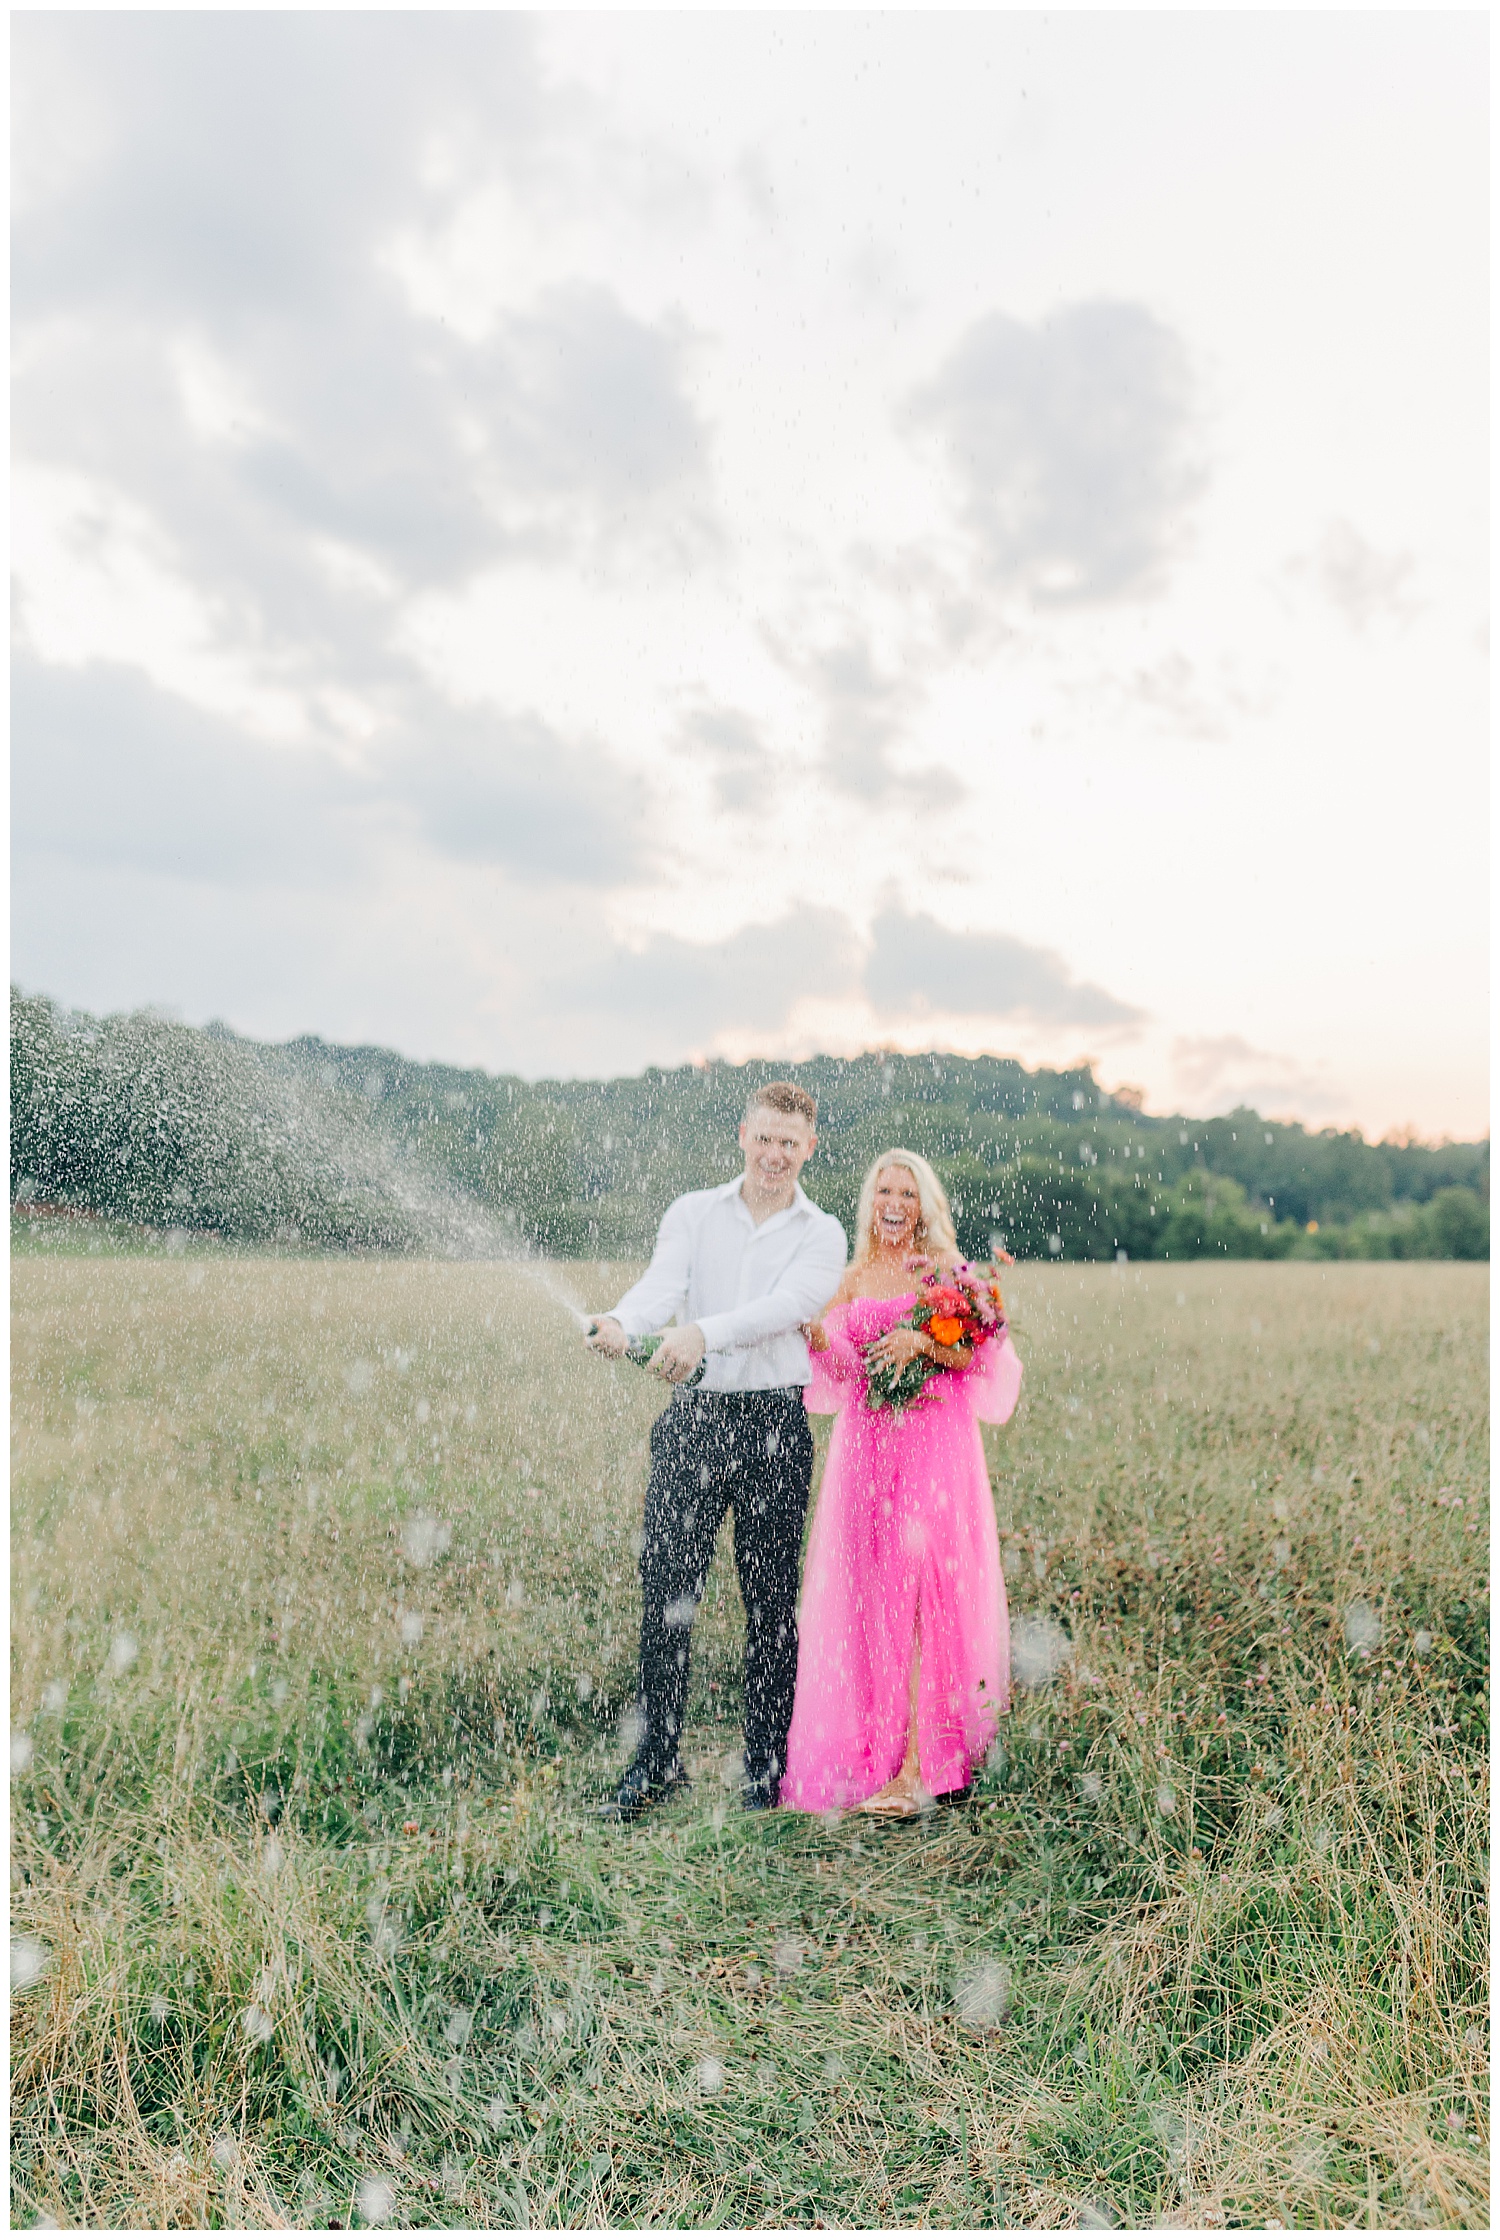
[11,13,1488,1139]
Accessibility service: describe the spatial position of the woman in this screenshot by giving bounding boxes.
[782,1152,1022,1818]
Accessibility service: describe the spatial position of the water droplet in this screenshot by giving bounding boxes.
[400,1515,451,1568]
[1011,1614,1072,1690]
[107,1631,139,1676]
[150,1992,170,2023]
[242,2005,273,2043]
[696,2056,725,2095]
[357,2174,395,2225]
[773,1937,803,1976]
[11,1732,34,1775]
[444,2006,473,2048]
[210,2135,241,2173]
[11,1937,49,1992]
[1343,1600,1381,1654]
[1415,1629,1433,1655]
[953,1959,1010,2031]
[1155,1783,1177,1816]
[399,1612,424,1648]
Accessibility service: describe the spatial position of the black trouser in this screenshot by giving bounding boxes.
[633,1386,814,1799]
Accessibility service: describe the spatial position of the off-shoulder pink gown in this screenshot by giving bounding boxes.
[782,1294,1022,1811]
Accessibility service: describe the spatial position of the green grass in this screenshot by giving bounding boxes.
[11,1258,1489,2227]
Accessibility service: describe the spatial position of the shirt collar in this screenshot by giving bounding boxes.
[718,1177,814,1221]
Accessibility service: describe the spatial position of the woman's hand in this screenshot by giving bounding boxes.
[867,1326,932,1372]
[867,1326,974,1373]
[802,1319,829,1353]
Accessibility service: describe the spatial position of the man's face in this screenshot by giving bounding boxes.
[738,1108,816,1192]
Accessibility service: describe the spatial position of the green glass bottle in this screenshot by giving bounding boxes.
[589,1324,706,1387]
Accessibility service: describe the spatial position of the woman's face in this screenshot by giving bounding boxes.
[871,1165,923,1250]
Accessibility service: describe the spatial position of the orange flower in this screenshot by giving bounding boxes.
[928,1315,964,1346]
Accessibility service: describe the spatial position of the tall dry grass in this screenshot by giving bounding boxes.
[11,1253,1488,2228]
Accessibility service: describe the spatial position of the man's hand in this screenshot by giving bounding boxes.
[651,1324,707,1383]
[586,1316,628,1359]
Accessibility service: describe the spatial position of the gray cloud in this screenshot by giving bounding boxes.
[763,628,946,801]
[559,903,1140,1045]
[386,702,645,882]
[585,910,864,1042]
[13,19,691,933]
[867,909,1143,1027]
[13,657,648,889]
[11,659,362,886]
[908,300,1201,602]
[681,707,770,813]
[15,15,710,636]
[811,636,909,797]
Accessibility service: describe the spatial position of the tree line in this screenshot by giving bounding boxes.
[11,990,1489,1261]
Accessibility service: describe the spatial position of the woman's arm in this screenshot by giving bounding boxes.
[803,1265,864,1354]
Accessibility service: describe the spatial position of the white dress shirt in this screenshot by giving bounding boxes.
[601,1178,848,1392]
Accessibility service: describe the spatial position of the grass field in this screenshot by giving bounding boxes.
[10,1250,1489,2230]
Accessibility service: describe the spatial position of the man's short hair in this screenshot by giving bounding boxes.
[744,1080,817,1129]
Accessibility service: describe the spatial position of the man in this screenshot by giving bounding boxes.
[586,1082,847,1821]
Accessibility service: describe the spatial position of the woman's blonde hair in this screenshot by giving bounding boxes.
[852,1148,959,1264]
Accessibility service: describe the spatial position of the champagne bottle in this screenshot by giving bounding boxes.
[587,1323,705,1387]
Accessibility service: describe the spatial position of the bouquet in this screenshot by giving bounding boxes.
[864,1257,1010,1415]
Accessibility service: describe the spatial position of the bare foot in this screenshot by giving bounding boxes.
[858,1772,932,1819]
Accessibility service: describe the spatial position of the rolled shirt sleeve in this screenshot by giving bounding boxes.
[695,1216,847,1356]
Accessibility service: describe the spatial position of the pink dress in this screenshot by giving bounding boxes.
[783,1294,1022,1810]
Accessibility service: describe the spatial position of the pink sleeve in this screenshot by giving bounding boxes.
[803,1322,865,1416]
[968,1327,1023,1424]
